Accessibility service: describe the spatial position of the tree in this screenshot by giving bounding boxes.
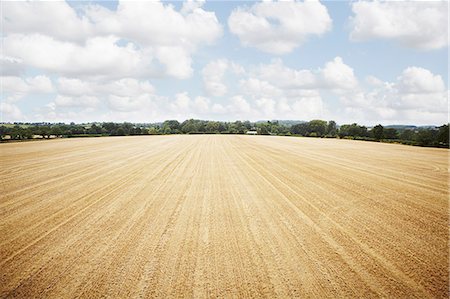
[163,120,180,134]
[383,128,398,139]
[257,124,270,135]
[89,124,102,134]
[39,126,51,138]
[205,121,219,133]
[290,123,309,135]
[416,129,437,146]
[116,127,126,136]
[339,123,368,138]
[308,120,327,137]
[372,124,384,140]
[400,129,415,141]
[326,121,337,136]
[148,127,159,135]
[50,126,62,137]
[437,124,449,146]
[181,119,197,133]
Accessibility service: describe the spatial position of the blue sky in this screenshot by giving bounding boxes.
[1,0,448,125]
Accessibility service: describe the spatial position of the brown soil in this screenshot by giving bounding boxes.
[0,135,448,298]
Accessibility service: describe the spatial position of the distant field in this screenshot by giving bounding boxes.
[0,135,448,298]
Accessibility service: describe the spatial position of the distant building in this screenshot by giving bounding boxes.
[246,130,257,135]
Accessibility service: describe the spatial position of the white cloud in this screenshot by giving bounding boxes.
[108,94,152,112]
[86,1,222,78]
[57,77,154,98]
[396,67,445,94]
[201,59,247,97]
[229,95,251,114]
[240,78,283,98]
[253,57,357,92]
[321,56,358,91]
[55,95,100,108]
[53,77,156,113]
[3,34,155,79]
[350,1,448,50]
[89,1,222,48]
[57,77,93,97]
[255,59,317,89]
[2,1,93,43]
[101,78,155,97]
[292,96,325,120]
[170,92,191,113]
[1,75,53,102]
[0,102,24,121]
[228,1,332,54]
[2,0,223,80]
[181,0,206,15]
[255,97,276,118]
[338,67,448,124]
[155,47,193,79]
[193,96,210,114]
[0,56,25,76]
[211,103,227,114]
[202,59,229,97]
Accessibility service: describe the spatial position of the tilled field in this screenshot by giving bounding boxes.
[0,135,448,298]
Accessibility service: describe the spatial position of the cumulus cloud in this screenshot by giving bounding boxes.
[86,1,222,49]
[252,56,357,92]
[228,0,332,54]
[193,96,210,114]
[56,77,154,98]
[255,59,317,89]
[108,94,153,112]
[350,1,448,50]
[240,78,283,98]
[202,59,229,97]
[0,102,24,121]
[396,67,445,94]
[53,77,156,111]
[201,59,246,97]
[229,95,251,114]
[2,0,222,79]
[169,92,192,116]
[291,95,325,120]
[211,57,357,120]
[1,56,25,76]
[3,34,156,79]
[2,1,93,43]
[321,57,358,92]
[1,75,53,102]
[57,77,94,97]
[338,67,448,124]
[55,95,100,108]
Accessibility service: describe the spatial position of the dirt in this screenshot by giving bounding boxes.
[0,135,448,298]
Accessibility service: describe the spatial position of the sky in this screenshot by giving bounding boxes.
[0,0,448,125]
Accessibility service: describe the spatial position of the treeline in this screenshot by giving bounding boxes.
[290,121,448,147]
[0,122,147,139]
[1,119,448,148]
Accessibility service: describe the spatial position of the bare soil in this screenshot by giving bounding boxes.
[0,135,448,298]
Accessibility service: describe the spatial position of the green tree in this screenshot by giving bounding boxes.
[438,124,449,146]
[116,127,126,136]
[163,120,180,134]
[339,123,368,138]
[372,124,384,140]
[309,120,327,137]
[148,127,159,135]
[383,128,398,139]
[416,129,437,146]
[326,121,337,136]
[399,129,415,141]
